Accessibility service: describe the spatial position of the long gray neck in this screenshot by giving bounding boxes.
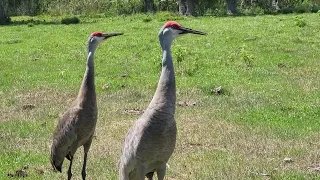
[148,34,176,114]
[77,44,97,105]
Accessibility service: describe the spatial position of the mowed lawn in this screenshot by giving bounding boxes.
[0,13,319,179]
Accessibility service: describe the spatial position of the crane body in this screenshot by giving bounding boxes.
[50,32,123,180]
[119,21,206,180]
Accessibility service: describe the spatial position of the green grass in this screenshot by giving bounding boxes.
[0,13,319,179]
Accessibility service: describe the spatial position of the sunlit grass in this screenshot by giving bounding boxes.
[0,13,319,179]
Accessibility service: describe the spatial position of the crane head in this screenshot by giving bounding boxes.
[160,21,206,39]
[89,32,123,44]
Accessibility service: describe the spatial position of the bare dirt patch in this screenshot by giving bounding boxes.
[123,108,144,115]
[7,166,29,178]
[177,100,196,107]
[22,104,36,110]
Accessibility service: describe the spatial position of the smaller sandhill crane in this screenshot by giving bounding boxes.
[119,21,206,180]
[50,32,123,180]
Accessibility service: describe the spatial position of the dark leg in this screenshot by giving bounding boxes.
[137,164,146,180]
[156,163,167,180]
[82,152,88,180]
[146,171,154,180]
[82,138,93,180]
[67,156,73,180]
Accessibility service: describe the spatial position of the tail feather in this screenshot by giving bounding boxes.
[50,148,63,173]
[50,158,63,173]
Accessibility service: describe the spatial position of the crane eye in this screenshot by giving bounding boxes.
[170,24,180,30]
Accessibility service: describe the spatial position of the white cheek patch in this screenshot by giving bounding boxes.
[171,29,180,38]
[163,28,171,34]
[91,37,105,43]
[172,30,180,38]
[98,37,105,43]
[163,28,180,38]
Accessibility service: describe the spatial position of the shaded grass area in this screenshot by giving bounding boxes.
[0,13,319,179]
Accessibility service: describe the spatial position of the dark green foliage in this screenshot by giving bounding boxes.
[155,0,178,12]
[295,6,307,13]
[142,16,152,22]
[61,16,80,25]
[2,0,41,16]
[27,22,34,27]
[9,18,59,25]
[103,0,143,16]
[155,11,185,21]
[1,0,320,16]
[311,4,320,13]
[294,16,307,27]
[195,0,218,16]
[294,2,311,13]
[280,7,294,14]
[0,14,320,179]
[240,6,265,16]
[0,16,11,25]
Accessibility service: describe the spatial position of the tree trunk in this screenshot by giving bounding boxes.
[185,0,195,16]
[178,0,195,16]
[143,0,155,13]
[227,0,237,15]
[0,0,10,25]
[178,0,187,15]
[272,0,279,10]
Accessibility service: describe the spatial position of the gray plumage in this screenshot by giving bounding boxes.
[119,21,206,180]
[50,32,123,180]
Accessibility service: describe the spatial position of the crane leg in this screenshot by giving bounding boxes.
[82,138,93,180]
[156,163,166,180]
[137,163,146,180]
[146,171,154,180]
[82,152,88,180]
[67,156,73,180]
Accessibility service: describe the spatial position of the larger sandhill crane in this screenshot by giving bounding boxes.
[119,21,206,180]
[50,31,123,180]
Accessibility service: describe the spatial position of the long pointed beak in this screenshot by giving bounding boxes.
[102,32,124,39]
[179,26,206,35]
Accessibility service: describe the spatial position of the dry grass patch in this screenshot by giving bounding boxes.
[1,13,319,179]
[0,87,75,123]
[170,108,320,179]
[1,85,319,179]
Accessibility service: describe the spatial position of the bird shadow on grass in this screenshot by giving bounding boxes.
[4,19,60,26]
[5,19,98,27]
[6,20,58,27]
[5,17,83,26]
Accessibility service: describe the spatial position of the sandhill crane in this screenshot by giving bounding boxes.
[50,31,123,180]
[119,21,206,180]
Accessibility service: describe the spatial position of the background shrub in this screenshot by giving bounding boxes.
[61,16,80,25]
[1,0,320,17]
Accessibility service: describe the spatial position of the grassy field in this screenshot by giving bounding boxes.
[0,13,319,179]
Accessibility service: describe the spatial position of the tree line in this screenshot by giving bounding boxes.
[1,0,319,24]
